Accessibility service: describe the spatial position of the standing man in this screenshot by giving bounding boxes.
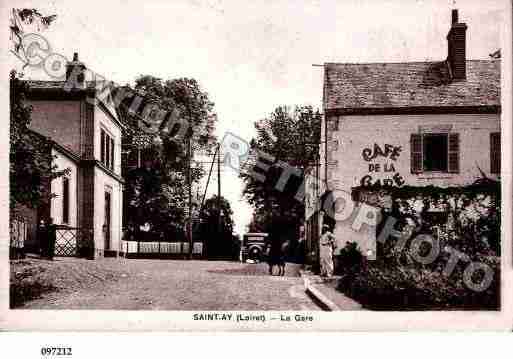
[267,209,285,275]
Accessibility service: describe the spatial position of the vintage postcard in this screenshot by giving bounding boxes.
[1,0,512,332]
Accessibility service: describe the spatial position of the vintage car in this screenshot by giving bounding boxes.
[240,232,269,262]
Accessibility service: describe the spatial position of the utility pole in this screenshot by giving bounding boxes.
[217,142,221,234]
[200,144,219,210]
[187,136,193,259]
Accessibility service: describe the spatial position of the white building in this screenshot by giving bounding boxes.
[24,53,125,258]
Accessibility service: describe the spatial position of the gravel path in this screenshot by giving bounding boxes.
[11,257,319,310]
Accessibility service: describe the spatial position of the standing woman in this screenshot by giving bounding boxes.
[319,224,336,278]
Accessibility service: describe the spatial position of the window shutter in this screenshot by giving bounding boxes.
[100,130,105,163]
[106,136,110,168]
[110,138,115,170]
[448,133,460,173]
[490,132,500,174]
[411,134,422,173]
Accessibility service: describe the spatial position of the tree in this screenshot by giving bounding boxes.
[9,9,65,214]
[117,76,217,236]
[241,105,321,241]
[123,149,189,237]
[10,8,57,60]
[198,195,236,259]
[118,76,217,166]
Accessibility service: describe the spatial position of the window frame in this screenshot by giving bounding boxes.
[411,132,459,174]
[100,125,115,171]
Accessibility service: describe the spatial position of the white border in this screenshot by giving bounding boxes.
[1,2,512,332]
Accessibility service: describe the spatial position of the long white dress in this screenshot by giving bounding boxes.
[319,232,335,277]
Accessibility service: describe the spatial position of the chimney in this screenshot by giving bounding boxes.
[446,9,467,81]
[65,52,86,87]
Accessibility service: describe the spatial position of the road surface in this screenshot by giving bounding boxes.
[17,258,320,310]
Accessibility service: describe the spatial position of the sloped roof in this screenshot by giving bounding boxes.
[25,80,97,90]
[323,60,500,112]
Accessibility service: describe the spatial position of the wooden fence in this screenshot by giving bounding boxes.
[10,216,27,259]
[121,240,204,258]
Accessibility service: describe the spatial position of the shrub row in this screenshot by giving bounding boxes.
[335,242,500,310]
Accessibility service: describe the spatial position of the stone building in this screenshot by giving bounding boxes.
[305,10,501,262]
[22,53,125,258]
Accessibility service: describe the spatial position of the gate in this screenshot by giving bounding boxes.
[55,225,80,257]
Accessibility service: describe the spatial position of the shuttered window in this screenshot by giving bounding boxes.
[410,134,422,173]
[490,132,500,174]
[448,133,460,173]
[110,138,115,170]
[100,128,115,171]
[100,130,105,163]
[105,137,110,169]
[411,132,459,174]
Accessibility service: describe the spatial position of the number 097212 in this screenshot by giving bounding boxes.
[40,347,72,356]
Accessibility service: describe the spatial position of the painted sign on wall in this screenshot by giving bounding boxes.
[360,143,405,187]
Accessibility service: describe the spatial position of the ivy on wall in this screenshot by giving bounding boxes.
[352,177,501,258]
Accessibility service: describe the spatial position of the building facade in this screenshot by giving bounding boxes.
[24,53,125,258]
[307,10,501,261]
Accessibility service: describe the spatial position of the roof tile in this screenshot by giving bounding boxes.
[323,60,500,110]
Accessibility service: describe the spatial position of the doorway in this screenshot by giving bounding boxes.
[104,191,111,252]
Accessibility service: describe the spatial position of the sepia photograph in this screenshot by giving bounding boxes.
[1,0,512,332]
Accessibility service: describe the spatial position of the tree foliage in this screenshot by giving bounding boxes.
[198,195,236,258]
[118,76,217,235]
[241,105,321,237]
[118,76,217,163]
[199,195,234,233]
[337,181,501,310]
[123,157,188,234]
[10,8,57,56]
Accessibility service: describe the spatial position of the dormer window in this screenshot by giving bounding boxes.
[100,128,115,171]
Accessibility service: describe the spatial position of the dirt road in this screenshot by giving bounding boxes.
[12,257,319,310]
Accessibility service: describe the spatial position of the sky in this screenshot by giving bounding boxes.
[2,0,507,234]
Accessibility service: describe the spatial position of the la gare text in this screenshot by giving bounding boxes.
[192,313,314,322]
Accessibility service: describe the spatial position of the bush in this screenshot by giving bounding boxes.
[337,257,499,310]
[335,242,363,275]
[336,180,500,310]
[335,241,500,310]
